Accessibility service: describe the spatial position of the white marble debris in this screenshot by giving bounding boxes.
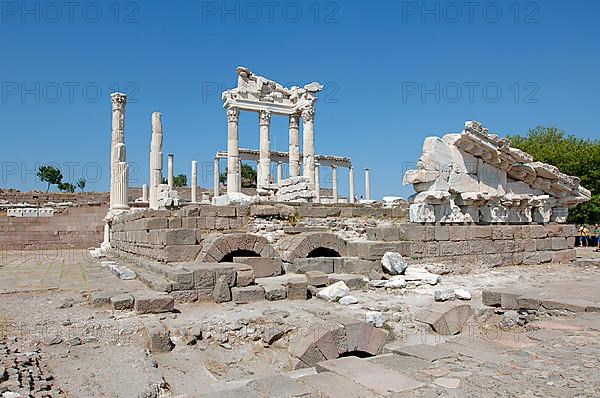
[381,252,408,275]
[316,281,350,302]
[338,296,358,305]
[365,311,385,328]
[404,121,591,224]
[434,289,456,302]
[404,267,442,285]
[454,288,472,300]
[212,192,256,206]
[384,279,407,289]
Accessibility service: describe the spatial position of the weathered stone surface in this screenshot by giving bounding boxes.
[286,275,308,300]
[90,291,113,307]
[247,375,312,397]
[143,319,174,353]
[110,293,134,310]
[133,292,174,314]
[261,283,287,301]
[328,274,366,290]
[434,289,456,302]
[289,257,334,274]
[316,281,349,302]
[234,264,255,287]
[169,289,198,303]
[232,285,265,303]
[416,303,473,335]
[299,371,378,398]
[213,274,231,303]
[234,256,282,278]
[339,295,358,305]
[305,270,329,287]
[381,252,407,275]
[384,343,456,362]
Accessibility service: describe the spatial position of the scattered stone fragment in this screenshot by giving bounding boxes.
[305,270,329,287]
[262,326,293,345]
[133,292,174,314]
[339,296,358,305]
[143,319,174,353]
[263,284,287,301]
[385,279,407,289]
[434,377,461,389]
[381,252,407,275]
[68,337,82,346]
[316,281,349,302]
[416,304,473,335]
[434,289,456,302]
[213,274,232,303]
[110,293,134,310]
[404,267,442,285]
[90,291,113,307]
[500,310,520,330]
[366,311,385,328]
[232,286,265,304]
[369,280,387,288]
[454,288,472,300]
[46,336,62,346]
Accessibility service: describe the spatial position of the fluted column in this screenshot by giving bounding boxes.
[213,157,220,197]
[365,168,371,201]
[349,165,355,203]
[289,113,300,177]
[167,153,174,189]
[302,107,315,188]
[314,163,320,203]
[258,110,271,189]
[191,160,198,203]
[277,161,283,183]
[142,184,148,202]
[110,92,129,212]
[331,165,338,203]
[227,108,240,193]
[149,112,163,210]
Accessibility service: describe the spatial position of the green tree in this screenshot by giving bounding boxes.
[508,126,600,224]
[76,178,86,192]
[58,182,76,193]
[37,165,63,192]
[219,163,257,188]
[173,174,187,187]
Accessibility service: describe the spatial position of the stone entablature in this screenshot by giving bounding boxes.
[404,121,591,224]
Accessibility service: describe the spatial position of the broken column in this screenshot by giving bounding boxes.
[191,160,198,203]
[227,107,240,193]
[149,112,163,210]
[349,165,355,204]
[258,110,271,189]
[109,92,129,212]
[213,157,220,197]
[167,153,174,189]
[277,161,283,183]
[365,168,371,201]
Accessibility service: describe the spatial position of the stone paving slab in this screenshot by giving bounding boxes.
[315,356,424,394]
[298,371,378,398]
[383,343,456,362]
[246,375,313,397]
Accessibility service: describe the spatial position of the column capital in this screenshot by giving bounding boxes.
[111,92,127,110]
[289,113,300,128]
[259,109,272,125]
[227,107,240,123]
[301,107,315,122]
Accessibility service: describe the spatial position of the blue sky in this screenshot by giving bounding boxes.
[1,0,598,199]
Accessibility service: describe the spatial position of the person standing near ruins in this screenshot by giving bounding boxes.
[579,225,590,247]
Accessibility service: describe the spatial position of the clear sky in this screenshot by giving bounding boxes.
[1,0,598,199]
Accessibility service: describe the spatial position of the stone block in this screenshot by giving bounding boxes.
[305,270,329,287]
[551,237,567,250]
[434,225,449,241]
[110,293,134,310]
[366,226,404,241]
[247,375,312,398]
[262,283,287,301]
[182,263,215,289]
[232,285,265,303]
[328,274,366,290]
[235,265,255,287]
[523,251,553,265]
[384,343,456,361]
[233,256,282,278]
[289,257,334,274]
[298,372,377,398]
[143,319,174,353]
[333,257,379,274]
[286,275,308,300]
[213,274,231,303]
[169,289,198,303]
[134,292,174,314]
[529,225,547,238]
[448,226,467,241]
[500,291,522,310]
[163,245,201,262]
[346,241,412,260]
[196,288,214,302]
[164,229,197,245]
[213,263,237,286]
[165,268,194,290]
[439,241,467,256]
[415,303,473,335]
[90,291,113,307]
[552,249,576,264]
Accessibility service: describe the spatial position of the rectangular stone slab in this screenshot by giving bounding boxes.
[298,371,378,398]
[315,356,424,394]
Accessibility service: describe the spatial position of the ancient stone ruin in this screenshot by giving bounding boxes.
[404,121,591,224]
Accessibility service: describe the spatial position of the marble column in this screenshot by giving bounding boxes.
[258,110,271,189]
[289,113,300,177]
[149,112,163,210]
[238,160,242,192]
[142,184,148,202]
[167,153,174,189]
[314,163,321,203]
[227,108,240,193]
[365,168,371,201]
[277,161,283,183]
[213,157,220,197]
[331,165,338,203]
[109,92,129,212]
[191,160,198,203]
[302,107,315,188]
[349,165,355,204]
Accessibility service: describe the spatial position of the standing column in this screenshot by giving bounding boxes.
[226,108,240,193]
[238,160,242,192]
[149,112,163,210]
[142,184,148,202]
[289,113,300,177]
[109,92,129,211]
[191,160,198,203]
[258,110,271,189]
[277,161,283,183]
[213,157,220,197]
[331,165,338,203]
[167,154,174,189]
[365,168,371,201]
[349,165,355,204]
[314,163,321,203]
[302,108,315,187]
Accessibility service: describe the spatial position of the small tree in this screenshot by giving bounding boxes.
[173,174,187,187]
[37,165,63,192]
[219,163,257,188]
[58,182,76,193]
[76,178,86,192]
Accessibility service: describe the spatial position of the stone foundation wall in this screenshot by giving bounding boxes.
[109,203,576,271]
[0,204,107,250]
[0,190,109,205]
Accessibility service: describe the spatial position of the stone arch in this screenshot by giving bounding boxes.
[289,321,388,368]
[196,233,278,262]
[278,232,347,263]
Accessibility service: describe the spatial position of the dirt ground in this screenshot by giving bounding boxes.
[0,248,599,397]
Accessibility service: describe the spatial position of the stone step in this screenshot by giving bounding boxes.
[315,356,424,394]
